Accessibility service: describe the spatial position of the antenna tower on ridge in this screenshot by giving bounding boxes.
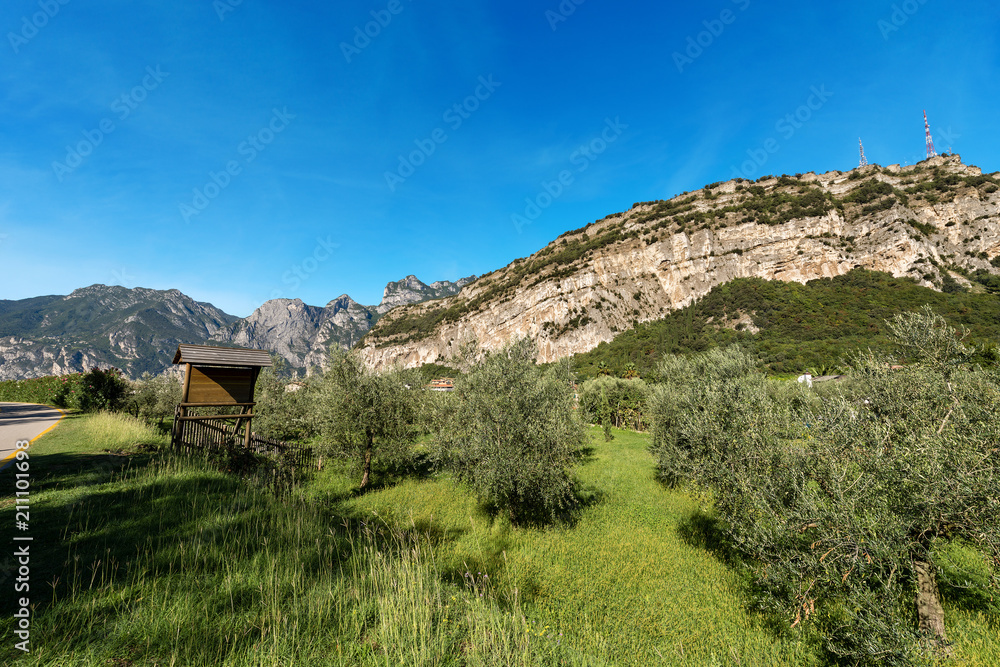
[859,138,868,167]
[924,110,937,159]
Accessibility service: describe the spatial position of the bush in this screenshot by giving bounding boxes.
[127,372,183,429]
[51,368,130,412]
[0,375,65,405]
[439,338,586,524]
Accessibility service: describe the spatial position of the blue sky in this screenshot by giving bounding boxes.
[1,0,997,316]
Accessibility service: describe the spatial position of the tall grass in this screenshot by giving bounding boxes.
[1,453,567,666]
[82,410,163,450]
[312,429,825,665]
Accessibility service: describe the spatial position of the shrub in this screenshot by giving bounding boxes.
[127,372,182,429]
[51,368,130,412]
[843,178,894,205]
[253,358,321,443]
[439,338,586,524]
[0,375,65,405]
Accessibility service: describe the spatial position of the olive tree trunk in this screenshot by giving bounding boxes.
[359,432,373,490]
[914,560,950,652]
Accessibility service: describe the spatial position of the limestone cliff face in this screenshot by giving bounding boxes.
[359,155,1000,369]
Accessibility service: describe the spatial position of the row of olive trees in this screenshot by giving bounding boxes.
[648,308,1000,665]
[252,340,586,523]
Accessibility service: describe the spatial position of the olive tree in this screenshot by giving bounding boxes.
[253,357,321,442]
[441,338,586,523]
[319,349,418,490]
[128,372,183,429]
[578,375,651,431]
[650,314,1000,665]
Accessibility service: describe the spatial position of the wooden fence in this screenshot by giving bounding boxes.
[172,414,314,470]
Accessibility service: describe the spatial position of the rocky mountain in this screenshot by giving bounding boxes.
[358,155,1000,370]
[0,274,474,381]
[0,285,237,380]
[210,275,475,372]
[376,275,477,314]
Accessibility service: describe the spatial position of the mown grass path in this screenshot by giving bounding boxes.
[338,427,999,665]
[505,428,820,666]
[337,427,821,666]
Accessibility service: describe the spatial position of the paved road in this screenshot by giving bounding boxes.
[0,402,65,470]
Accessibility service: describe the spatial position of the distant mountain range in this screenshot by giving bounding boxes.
[0,275,473,380]
[4,154,999,383]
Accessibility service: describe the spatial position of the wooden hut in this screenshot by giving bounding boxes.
[170,344,272,451]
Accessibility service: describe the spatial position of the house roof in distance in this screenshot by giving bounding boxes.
[172,344,272,368]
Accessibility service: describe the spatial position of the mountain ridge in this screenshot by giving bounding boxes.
[358,154,1000,370]
[0,274,474,380]
[0,285,238,380]
[209,274,475,372]
[4,155,998,380]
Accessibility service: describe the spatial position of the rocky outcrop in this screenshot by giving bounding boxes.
[359,155,1000,369]
[376,275,476,314]
[211,275,475,373]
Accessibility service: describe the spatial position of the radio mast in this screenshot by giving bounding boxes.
[924,110,937,159]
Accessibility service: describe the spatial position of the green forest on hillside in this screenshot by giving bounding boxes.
[570,269,1000,378]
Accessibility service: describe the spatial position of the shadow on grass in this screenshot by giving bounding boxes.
[0,450,336,602]
[0,439,578,662]
[15,448,159,497]
[675,509,734,561]
[936,547,1000,619]
[0,451,378,667]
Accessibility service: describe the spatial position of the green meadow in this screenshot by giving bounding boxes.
[1,413,996,665]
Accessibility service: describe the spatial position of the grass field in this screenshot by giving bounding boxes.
[1,414,997,665]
